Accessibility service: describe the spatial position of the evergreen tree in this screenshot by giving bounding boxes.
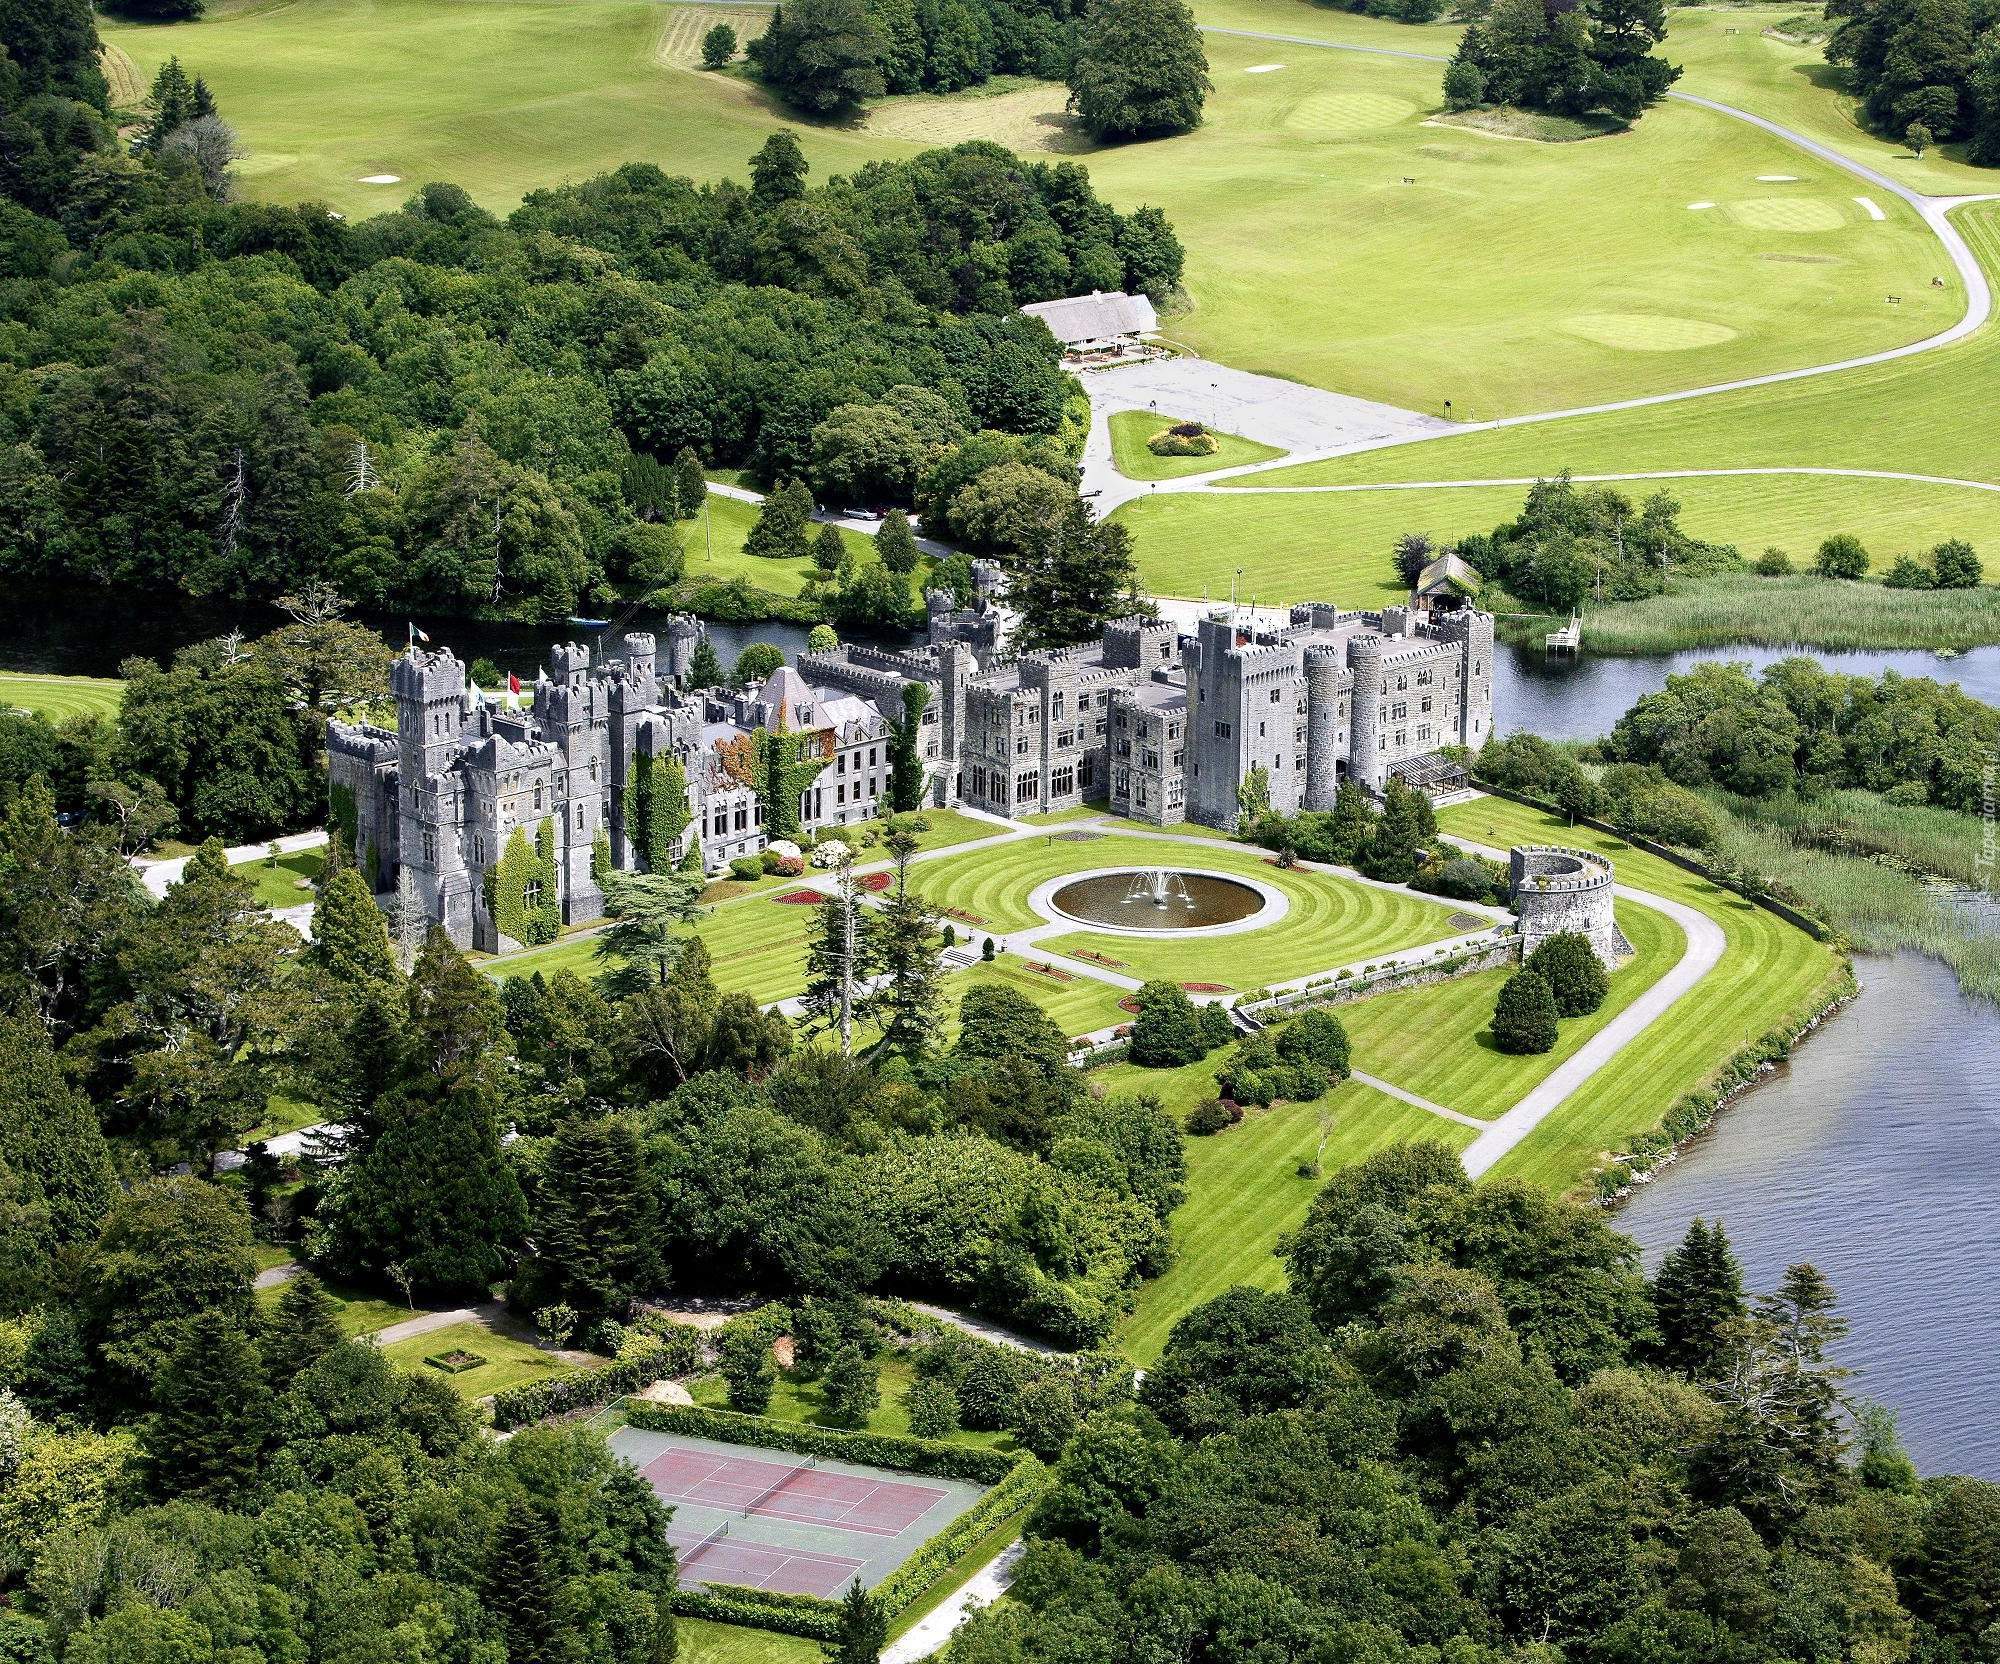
[0,1008,113,1255]
[687,636,726,689]
[823,1340,879,1426]
[1067,0,1212,140]
[830,1581,887,1664]
[744,479,814,561]
[1525,932,1609,1017]
[812,522,849,578]
[1012,500,1147,650]
[262,1269,343,1389]
[1359,778,1433,884]
[749,129,809,203]
[871,828,942,1058]
[673,447,708,519]
[887,681,930,812]
[595,870,706,996]
[749,0,888,114]
[484,1501,560,1664]
[905,1375,960,1439]
[1128,981,1207,1067]
[876,509,921,576]
[403,928,509,1091]
[718,1324,776,1412]
[621,935,722,1093]
[532,1115,660,1315]
[138,57,197,153]
[141,1308,271,1505]
[800,861,880,1054]
[309,864,397,989]
[1648,1217,1744,1378]
[1491,968,1559,1055]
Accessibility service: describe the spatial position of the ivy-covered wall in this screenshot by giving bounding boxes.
[628,752,692,873]
[485,819,561,946]
[757,727,831,842]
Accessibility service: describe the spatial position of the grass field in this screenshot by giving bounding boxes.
[0,671,122,721]
[1437,796,1845,1193]
[1109,411,1285,480]
[679,492,884,604]
[232,848,326,909]
[1340,900,1682,1117]
[945,956,1134,1039]
[255,1275,415,1340]
[690,1355,1014,1448]
[377,1319,593,1400]
[1113,1075,1477,1361]
[912,833,1463,989]
[677,1620,820,1664]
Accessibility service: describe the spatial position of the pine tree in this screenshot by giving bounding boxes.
[687,636,726,689]
[1490,969,1559,1055]
[310,864,398,989]
[1012,500,1146,650]
[876,510,920,576]
[142,1308,273,1505]
[0,1008,113,1250]
[533,1115,660,1315]
[1649,1217,1744,1378]
[485,1501,560,1664]
[594,870,706,996]
[672,447,707,519]
[262,1269,344,1389]
[811,522,848,578]
[139,57,197,152]
[800,861,880,1054]
[830,1580,887,1664]
[403,928,507,1090]
[745,479,814,561]
[872,828,942,1059]
[718,1324,775,1412]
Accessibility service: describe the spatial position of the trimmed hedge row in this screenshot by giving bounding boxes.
[490,1329,701,1431]
[872,1453,1046,1613]
[625,1401,1019,1486]
[672,1586,839,1642]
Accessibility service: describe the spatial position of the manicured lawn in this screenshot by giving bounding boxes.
[1114,1076,1477,1362]
[680,492,881,604]
[248,1093,325,1142]
[1109,410,1285,480]
[676,1619,822,1664]
[0,671,122,721]
[232,849,326,909]
[254,1275,424,1340]
[1436,797,1844,1194]
[914,833,1462,990]
[377,1319,594,1399]
[944,956,1133,1040]
[689,1356,1014,1449]
[1339,900,1683,1118]
[489,888,819,1001]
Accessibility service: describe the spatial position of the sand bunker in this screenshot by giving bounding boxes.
[1854,195,1887,220]
[1245,63,1285,73]
[359,174,402,185]
[1687,200,1715,210]
[1756,174,1801,182]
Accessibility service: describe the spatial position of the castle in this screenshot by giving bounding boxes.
[329,572,1495,951]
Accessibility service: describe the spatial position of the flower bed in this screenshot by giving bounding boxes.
[945,906,988,926]
[858,871,893,892]
[774,889,825,904]
[1024,960,1075,982]
[426,1350,485,1374]
[1181,981,1230,993]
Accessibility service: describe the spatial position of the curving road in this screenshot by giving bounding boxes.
[1150,463,2000,499]
[1120,26,2000,500]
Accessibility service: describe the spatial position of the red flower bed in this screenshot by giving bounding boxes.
[775,889,826,905]
[1181,982,1230,993]
[1025,960,1075,982]
[1118,996,1141,1014]
[859,871,892,892]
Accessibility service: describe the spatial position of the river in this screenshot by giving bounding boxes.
[7,594,2000,1475]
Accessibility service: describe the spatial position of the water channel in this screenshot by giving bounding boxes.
[6,593,2000,1474]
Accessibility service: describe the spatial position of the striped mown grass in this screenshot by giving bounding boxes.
[1340,900,1683,1118]
[1109,411,1285,481]
[1437,797,1845,1195]
[1113,1075,1477,1362]
[0,671,123,722]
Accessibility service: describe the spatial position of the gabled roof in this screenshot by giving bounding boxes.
[1415,552,1481,598]
[1020,290,1159,345]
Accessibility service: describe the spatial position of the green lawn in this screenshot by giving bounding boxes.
[0,671,122,721]
[1109,410,1285,480]
[945,956,1133,1039]
[377,1319,594,1400]
[232,848,326,909]
[1113,1075,1477,1362]
[1339,900,1682,1117]
[255,1275,426,1340]
[913,833,1463,990]
[676,1620,821,1664]
[1437,797,1844,1194]
[680,492,882,603]
[689,1356,1014,1449]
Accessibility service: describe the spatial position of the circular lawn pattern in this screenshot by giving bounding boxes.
[1283,91,1419,135]
[1560,313,1740,352]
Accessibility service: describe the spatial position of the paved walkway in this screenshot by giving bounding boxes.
[883,1542,1025,1664]
[133,827,328,898]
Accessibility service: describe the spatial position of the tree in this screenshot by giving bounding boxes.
[872,828,942,1058]
[1067,0,1213,140]
[261,1269,343,1389]
[1128,980,1208,1067]
[0,1008,113,1290]
[87,1175,257,1400]
[1815,532,1870,578]
[906,1375,960,1439]
[745,479,814,561]
[718,1323,776,1412]
[1393,531,1439,588]
[1139,1285,1329,1439]
[749,0,889,114]
[671,447,708,521]
[1491,968,1559,1055]
[309,864,397,989]
[823,1341,880,1426]
[687,636,726,689]
[1907,117,1934,153]
[1443,57,1486,109]
[140,1308,271,1504]
[812,522,849,578]
[734,641,789,689]
[1931,537,1983,587]
[1011,1377,1080,1462]
[595,870,706,996]
[532,1116,660,1315]
[1013,500,1148,650]
[701,21,738,66]
[1525,932,1609,1016]
[485,1501,560,1664]
[138,57,198,153]
[800,858,879,1053]
[876,510,921,576]
[830,1581,887,1664]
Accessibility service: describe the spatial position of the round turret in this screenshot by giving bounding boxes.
[1303,644,1343,811]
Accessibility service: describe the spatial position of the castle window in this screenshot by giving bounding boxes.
[423,831,436,863]
[590,757,599,783]
[1080,755,1095,788]
[533,784,543,811]
[1015,769,1038,802]
[576,804,584,831]
[1214,721,1232,739]
[1391,701,1408,720]
[1051,764,1075,796]
[1422,697,1433,714]
[1052,693,1064,720]
[1269,688,1282,704]
[523,881,543,913]
[1395,730,1407,747]
[1419,725,1432,743]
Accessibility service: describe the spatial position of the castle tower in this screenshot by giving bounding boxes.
[1460,610,1495,751]
[1303,644,1343,811]
[664,615,703,685]
[622,632,656,684]
[393,648,467,789]
[389,647,473,942]
[1348,635,1385,794]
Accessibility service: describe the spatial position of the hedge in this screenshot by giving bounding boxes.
[624,1401,1019,1486]
[489,1329,702,1431]
[672,1587,839,1642]
[871,1454,1046,1612]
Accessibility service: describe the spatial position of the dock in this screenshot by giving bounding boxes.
[1545,612,1581,656]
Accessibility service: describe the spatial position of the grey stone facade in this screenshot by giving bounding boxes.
[1510,846,1633,967]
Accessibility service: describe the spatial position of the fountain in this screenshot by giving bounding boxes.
[1124,869,1194,909]
[1047,868,1269,932]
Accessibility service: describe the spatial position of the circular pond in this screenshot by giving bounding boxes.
[1048,869,1269,932]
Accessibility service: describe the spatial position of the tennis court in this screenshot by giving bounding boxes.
[608,1424,991,1597]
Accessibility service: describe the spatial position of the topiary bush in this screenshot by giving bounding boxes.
[1146,422,1219,458]
[1492,968,1560,1055]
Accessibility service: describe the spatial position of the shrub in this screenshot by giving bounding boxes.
[1754,546,1794,576]
[1931,538,1983,589]
[728,855,763,882]
[1186,1098,1234,1136]
[1129,980,1208,1066]
[717,1325,775,1413]
[1009,1377,1079,1461]
[1275,1008,1351,1078]
[490,1330,701,1430]
[1198,1001,1236,1050]
[981,937,995,961]
[1815,533,1869,579]
[906,1375,961,1439]
[1884,554,1935,590]
[1492,968,1560,1055]
[1427,856,1504,902]
[823,1341,880,1427]
[1525,932,1609,1017]
[623,1401,1020,1485]
[1146,422,1218,458]
[1443,58,1485,109]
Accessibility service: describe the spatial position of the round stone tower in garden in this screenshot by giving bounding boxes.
[1509,845,1631,967]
